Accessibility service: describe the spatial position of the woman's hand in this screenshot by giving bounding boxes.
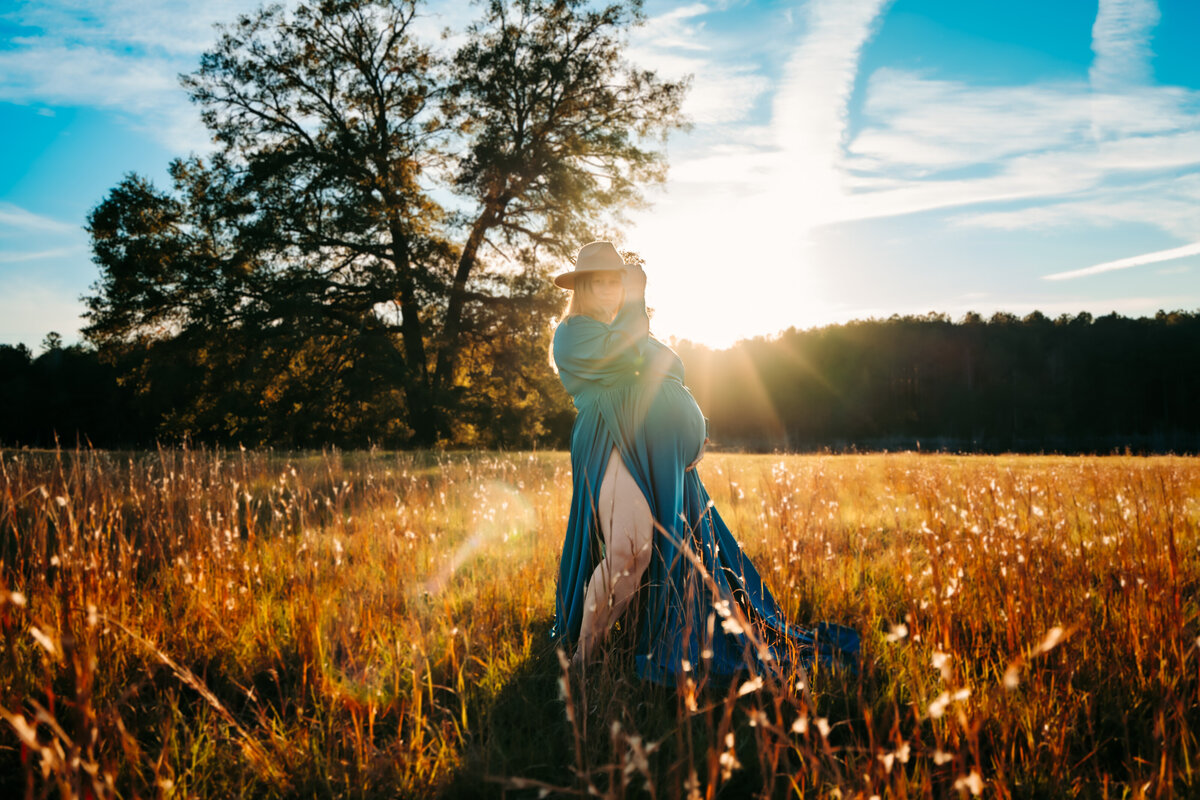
[685,437,710,472]
[623,264,646,298]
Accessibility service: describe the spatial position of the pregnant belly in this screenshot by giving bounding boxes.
[644,380,706,464]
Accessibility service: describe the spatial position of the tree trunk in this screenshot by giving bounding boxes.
[387,220,439,445]
[433,203,501,396]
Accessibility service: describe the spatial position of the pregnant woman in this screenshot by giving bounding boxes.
[551,241,859,684]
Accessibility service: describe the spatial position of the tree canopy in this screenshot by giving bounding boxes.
[83,0,687,446]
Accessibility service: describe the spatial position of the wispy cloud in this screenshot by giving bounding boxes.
[636,3,712,51]
[0,246,86,263]
[958,171,1200,241]
[0,1,266,153]
[650,0,1199,243]
[848,72,1199,175]
[0,203,80,234]
[1044,241,1200,281]
[1090,0,1161,90]
[773,0,892,224]
[632,0,893,345]
[626,4,771,125]
[0,43,177,107]
[819,0,1200,246]
[833,0,1198,227]
[1,0,264,57]
[625,0,1200,343]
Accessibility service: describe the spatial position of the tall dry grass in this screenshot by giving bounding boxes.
[0,446,1197,798]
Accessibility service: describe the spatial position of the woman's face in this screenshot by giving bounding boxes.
[589,271,624,316]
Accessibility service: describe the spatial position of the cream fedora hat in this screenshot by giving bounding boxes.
[553,241,628,290]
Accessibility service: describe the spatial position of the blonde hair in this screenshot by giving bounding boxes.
[549,273,624,372]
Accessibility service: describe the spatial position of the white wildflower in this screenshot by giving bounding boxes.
[928,691,950,719]
[1036,626,1066,655]
[953,770,983,795]
[29,626,58,658]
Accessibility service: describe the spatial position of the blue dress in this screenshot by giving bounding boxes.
[552,295,859,685]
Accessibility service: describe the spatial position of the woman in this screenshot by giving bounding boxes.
[551,241,858,685]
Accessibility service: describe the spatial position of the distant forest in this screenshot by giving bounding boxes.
[676,309,1200,454]
[3,308,1198,454]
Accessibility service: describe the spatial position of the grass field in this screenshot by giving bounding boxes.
[1,447,1198,798]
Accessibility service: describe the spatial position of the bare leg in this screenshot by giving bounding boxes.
[575,447,653,665]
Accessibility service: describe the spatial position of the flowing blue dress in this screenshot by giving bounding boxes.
[552,295,859,685]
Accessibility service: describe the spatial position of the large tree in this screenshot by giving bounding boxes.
[85,160,412,445]
[435,0,688,401]
[84,0,687,445]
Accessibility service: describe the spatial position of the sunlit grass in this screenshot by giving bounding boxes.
[1,447,1197,798]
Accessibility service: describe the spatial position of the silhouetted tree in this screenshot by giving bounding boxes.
[83,0,685,446]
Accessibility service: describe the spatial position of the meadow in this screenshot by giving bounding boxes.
[1,447,1197,798]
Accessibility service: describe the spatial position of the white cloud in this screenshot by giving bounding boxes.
[2,0,265,57]
[0,0,498,154]
[644,0,1197,259]
[0,43,178,108]
[1090,0,1160,91]
[1044,241,1200,281]
[0,1,269,153]
[645,58,771,125]
[632,0,893,346]
[772,0,893,224]
[0,246,87,263]
[627,4,771,125]
[958,172,1200,241]
[838,127,1200,227]
[0,204,89,288]
[635,3,712,51]
[0,203,80,235]
[851,71,1160,172]
[846,70,1200,183]
[818,0,1200,237]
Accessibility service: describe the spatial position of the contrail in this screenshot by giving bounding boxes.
[1043,240,1200,281]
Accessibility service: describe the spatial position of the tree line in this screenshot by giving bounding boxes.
[4,309,1199,453]
[676,309,1200,454]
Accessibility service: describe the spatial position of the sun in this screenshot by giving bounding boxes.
[637,244,830,350]
[626,180,833,349]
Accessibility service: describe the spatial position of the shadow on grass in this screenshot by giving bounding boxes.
[438,617,576,798]
[435,610,839,800]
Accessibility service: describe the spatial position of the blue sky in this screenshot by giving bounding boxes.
[2,0,1199,349]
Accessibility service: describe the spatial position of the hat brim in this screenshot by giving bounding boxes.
[553,266,628,290]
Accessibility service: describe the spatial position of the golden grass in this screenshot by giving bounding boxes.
[1,447,1197,798]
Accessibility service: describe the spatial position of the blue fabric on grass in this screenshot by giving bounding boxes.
[551,295,859,685]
